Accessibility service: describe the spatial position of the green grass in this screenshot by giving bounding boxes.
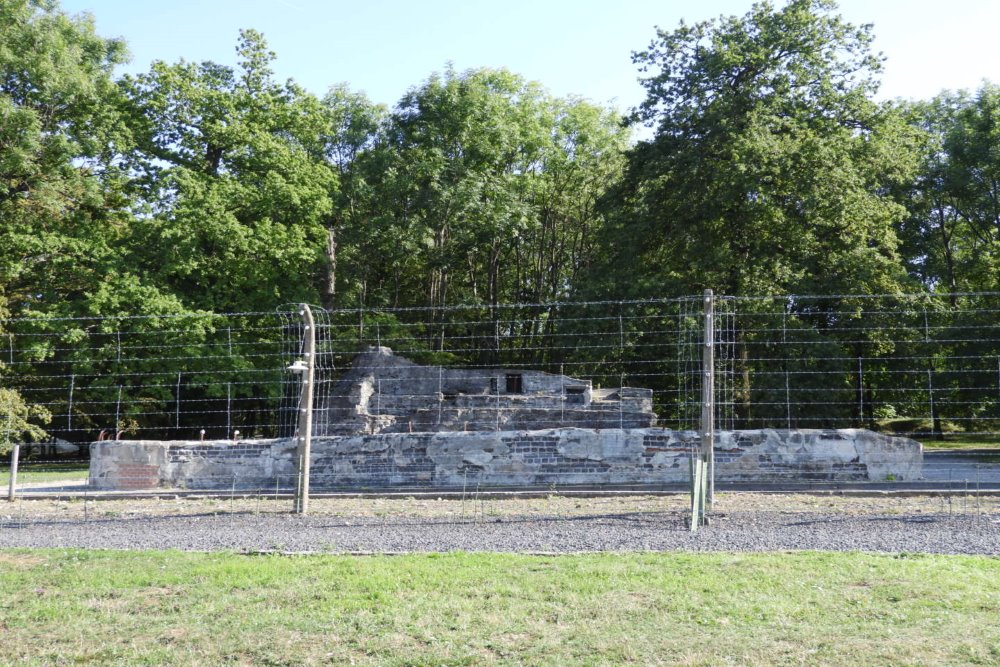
[0,550,998,665]
[0,461,89,486]
[920,434,1000,451]
[875,418,1000,450]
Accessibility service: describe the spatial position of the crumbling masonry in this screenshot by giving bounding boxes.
[89,349,923,490]
[316,346,656,435]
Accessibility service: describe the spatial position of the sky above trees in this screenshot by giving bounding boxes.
[58,0,1000,117]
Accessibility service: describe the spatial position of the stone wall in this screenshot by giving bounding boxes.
[316,347,656,435]
[89,428,922,491]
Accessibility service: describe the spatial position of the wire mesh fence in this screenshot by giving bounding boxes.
[723,292,1000,438]
[1,298,700,445]
[1,309,303,444]
[1,293,1000,511]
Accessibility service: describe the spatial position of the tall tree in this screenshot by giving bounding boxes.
[0,0,133,318]
[591,0,920,299]
[119,30,338,313]
[899,84,1000,294]
[351,66,628,311]
[315,84,387,309]
[0,0,134,447]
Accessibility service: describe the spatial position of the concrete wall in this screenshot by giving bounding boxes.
[89,428,922,491]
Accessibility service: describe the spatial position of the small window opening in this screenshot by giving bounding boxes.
[505,373,523,394]
[565,386,586,405]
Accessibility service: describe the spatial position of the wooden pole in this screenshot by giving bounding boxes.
[294,304,316,514]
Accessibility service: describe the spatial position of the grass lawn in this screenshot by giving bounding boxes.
[921,434,1000,451]
[875,420,1000,450]
[0,461,89,486]
[0,550,997,666]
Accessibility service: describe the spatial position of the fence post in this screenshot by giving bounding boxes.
[293,304,316,514]
[7,444,19,502]
[703,289,715,510]
[691,289,714,530]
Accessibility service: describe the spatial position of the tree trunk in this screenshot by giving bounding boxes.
[737,333,751,428]
[936,206,957,307]
[323,226,337,310]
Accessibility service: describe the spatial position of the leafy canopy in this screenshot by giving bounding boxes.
[119,30,338,313]
[594,0,919,298]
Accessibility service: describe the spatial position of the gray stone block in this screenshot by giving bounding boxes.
[89,428,922,490]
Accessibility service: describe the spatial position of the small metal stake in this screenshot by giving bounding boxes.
[976,465,981,520]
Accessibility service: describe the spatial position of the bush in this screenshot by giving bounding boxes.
[0,387,51,455]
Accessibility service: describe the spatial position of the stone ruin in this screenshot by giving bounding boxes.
[316,346,657,435]
[88,348,924,490]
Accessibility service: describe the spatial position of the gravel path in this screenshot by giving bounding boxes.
[2,495,999,555]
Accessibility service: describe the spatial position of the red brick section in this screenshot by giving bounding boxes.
[116,464,160,490]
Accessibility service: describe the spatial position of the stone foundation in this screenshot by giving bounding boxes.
[89,428,922,491]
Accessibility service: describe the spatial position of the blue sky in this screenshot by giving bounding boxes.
[61,0,999,114]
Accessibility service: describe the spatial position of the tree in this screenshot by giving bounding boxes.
[522,97,629,304]
[0,387,50,454]
[321,66,630,369]
[591,0,920,299]
[0,0,134,446]
[896,85,1000,437]
[347,65,628,312]
[315,84,387,309]
[119,30,338,313]
[0,0,133,318]
[583,0,926,428]
[899,84,1000,294]
[383,66,551,310]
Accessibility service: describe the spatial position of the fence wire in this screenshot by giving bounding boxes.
[726,293,1000,438]
[1,294,1000,510]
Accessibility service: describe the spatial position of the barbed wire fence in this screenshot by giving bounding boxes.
[1,293,999,527]
[726,293,1000,436]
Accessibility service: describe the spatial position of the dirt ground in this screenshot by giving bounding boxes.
[4,490,998,522]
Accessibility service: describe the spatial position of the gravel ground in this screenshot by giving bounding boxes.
[2,494,999,554]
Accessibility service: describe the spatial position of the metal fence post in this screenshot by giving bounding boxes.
[293,304,316,514]
[7,444,19,502]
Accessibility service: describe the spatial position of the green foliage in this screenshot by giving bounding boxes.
[0,0,134,318]
[119,30,338,313]
[0,0,135,446]
[591,0,921,299]
[340,65,628,313]
[0,386,50,452]
[899,84,1000,293]
[315,85,390,308]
